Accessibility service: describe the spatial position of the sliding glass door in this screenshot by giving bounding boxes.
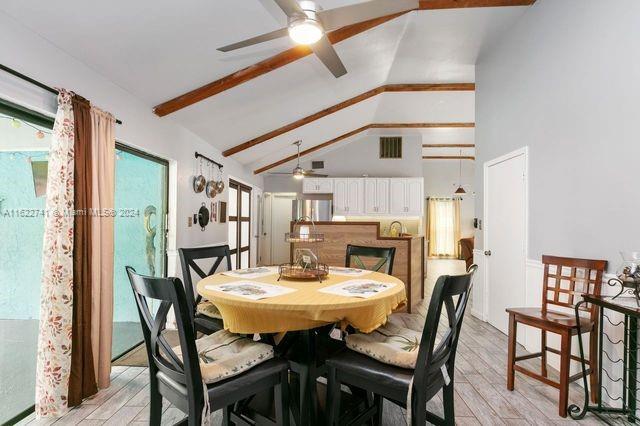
[0,103,52,424]
[0,99,170,423]
[228,180,251,269]
[112,144,168,358]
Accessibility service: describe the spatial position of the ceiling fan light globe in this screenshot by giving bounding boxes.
[292,166,305,179]
[288,18,323,45]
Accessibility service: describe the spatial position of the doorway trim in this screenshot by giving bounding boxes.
[482,146,529,323]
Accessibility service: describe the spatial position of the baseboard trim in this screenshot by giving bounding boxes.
[470,308,484,320]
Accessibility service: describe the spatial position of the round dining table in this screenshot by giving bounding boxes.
[197,267,406,425]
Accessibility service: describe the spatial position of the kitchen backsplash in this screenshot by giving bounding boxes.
[339,216,422,236]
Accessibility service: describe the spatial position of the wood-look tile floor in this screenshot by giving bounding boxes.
[18,260,607,425]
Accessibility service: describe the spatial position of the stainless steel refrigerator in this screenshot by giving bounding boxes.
[292,199,333,221]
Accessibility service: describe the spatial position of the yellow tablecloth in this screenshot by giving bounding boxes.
[196,270,406,334]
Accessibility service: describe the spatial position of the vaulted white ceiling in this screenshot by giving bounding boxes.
[0,1,529,174]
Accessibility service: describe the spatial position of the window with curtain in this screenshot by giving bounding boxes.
[427,198,461,258]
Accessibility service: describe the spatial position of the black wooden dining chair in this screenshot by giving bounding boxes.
[126,267,289,426]
[179,245,232,334]
[345,245,396,275]
[325,270,474,425]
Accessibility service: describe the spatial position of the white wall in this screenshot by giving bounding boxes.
[474,0,640,268]
[264,133,424,191]
[0,11,263,277]
[473,0,639,398]
[302,133,423,178]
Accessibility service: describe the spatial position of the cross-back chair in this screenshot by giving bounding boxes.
[326,270,475,425]
[506,255,607,417]
[345,245,396,275]
[179,245,232,334]
[126,267,289,426]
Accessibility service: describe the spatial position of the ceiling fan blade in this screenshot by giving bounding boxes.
[318,0,418,32]
[217,27,289,52]
[310,35,347,78]
[268,172,294,175]
[272,0,303,16]
[304,172,329,177]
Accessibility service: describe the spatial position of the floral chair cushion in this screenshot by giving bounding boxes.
[345,322,433,369]
[173,330,274,384]
[196,301,223,320]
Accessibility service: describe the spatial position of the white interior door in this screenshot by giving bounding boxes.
[260,194,272,265]
[251,188,263,267]
[485,149,527,339]
[270,194,295,264]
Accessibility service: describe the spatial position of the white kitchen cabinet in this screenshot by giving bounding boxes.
[348,179,364,214]
[333,178,363,215]
[389,178,423,216]
[389,179,407,215]
[302,178,333,194]
[405,178,423,215]
[364,178,390,214]
[333,179,348,215]
[364,179,376,213]
[377,179,390,214]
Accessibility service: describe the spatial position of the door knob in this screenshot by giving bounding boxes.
[484,250,492,256]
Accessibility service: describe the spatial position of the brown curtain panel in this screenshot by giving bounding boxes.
[68,94,98,406]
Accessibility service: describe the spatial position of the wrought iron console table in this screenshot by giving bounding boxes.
[570,295,639,423]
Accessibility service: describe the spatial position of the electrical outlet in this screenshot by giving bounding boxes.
[188,216,192,227]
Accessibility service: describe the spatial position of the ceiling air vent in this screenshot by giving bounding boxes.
[379,137,402,159]
[311,160,325,169]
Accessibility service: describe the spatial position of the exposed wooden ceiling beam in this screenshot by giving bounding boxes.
[254,122,475,174]
[423,155,475,160]
[253,125,371,175]
[153,12,409,117]
[153,1,533,116]
[422,143,475,147]
[222,83,474,157]
[419,0,535,9]
[371,122,474,129]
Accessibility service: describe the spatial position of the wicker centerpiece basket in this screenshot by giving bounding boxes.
[279,217,328,282]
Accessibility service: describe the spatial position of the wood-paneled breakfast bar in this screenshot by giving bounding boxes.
[291,221,425,313]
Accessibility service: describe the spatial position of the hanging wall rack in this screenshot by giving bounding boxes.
[195,151,223,169]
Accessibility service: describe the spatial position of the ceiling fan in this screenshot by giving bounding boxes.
[268,140,328,179]
[218,0,418,78]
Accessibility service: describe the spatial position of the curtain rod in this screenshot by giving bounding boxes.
[0,63,123,125]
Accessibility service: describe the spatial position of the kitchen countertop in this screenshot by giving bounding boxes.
[292,220,424,240]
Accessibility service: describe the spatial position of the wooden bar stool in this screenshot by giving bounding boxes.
[506,255,607,417]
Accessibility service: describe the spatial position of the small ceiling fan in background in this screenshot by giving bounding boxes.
[218,0,418,77]
[268,140,328,179]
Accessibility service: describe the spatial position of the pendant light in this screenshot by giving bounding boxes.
[292,141,305,180]
[454,149,466,195]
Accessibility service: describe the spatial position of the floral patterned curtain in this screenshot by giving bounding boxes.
[35,89,75,417]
